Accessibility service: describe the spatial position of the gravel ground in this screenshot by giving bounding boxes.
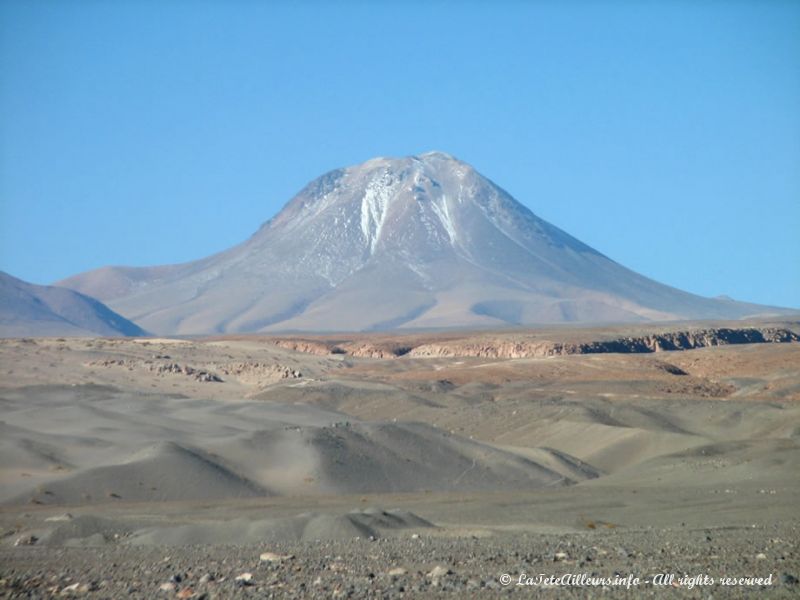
[1,525,797,599]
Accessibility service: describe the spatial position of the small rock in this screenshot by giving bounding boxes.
[14,534,38,546]
[755,553,767,560]
[260,551,293,562]
[198,574,214,585]
[45,513,73,522]
[176,588,194,599]
[388,567,407,577]
[159,582,176,593]
[60,582,89,595]
[554,551,568,561]
[411,533,420,539]
[234,573,254,586]
[782,573,798,585]
[427,565,451,583]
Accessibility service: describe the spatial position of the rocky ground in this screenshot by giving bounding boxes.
[2,526,798,599]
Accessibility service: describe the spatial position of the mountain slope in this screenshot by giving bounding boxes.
[56,152,794,334]
[0,271,146,337]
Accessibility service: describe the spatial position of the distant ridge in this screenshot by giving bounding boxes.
[0,270,146,337]
[57,152,797,334]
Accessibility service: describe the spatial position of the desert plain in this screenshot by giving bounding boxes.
[1,321,799,598]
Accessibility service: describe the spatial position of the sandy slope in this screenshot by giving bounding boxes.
[0,382,590,506]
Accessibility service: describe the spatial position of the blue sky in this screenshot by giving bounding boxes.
[1,0,798,308]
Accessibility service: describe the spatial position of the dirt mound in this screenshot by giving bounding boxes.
[10,441,267,505]
[126,508,434,545]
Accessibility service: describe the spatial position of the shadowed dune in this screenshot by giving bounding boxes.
[9,441,268,505]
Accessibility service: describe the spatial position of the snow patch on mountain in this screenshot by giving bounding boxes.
[360,172,393,254]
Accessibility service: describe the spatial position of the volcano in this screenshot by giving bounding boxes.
[57,152,791,334]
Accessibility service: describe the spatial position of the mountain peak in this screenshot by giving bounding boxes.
[356,150,467,176]
[55,156,796,334]
[415,150,460,162]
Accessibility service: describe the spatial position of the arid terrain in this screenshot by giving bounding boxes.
[1,321,799,598]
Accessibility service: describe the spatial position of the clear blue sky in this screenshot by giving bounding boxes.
[1,1,798,308]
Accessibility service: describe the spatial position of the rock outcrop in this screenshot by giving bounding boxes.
[407,327,799,359]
